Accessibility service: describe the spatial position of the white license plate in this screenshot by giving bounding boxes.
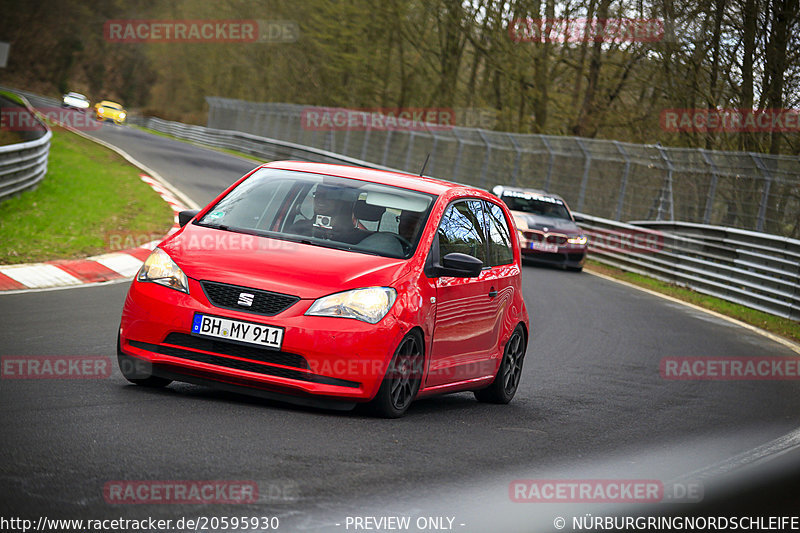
[530,242,559,253]
[191,313,284,350]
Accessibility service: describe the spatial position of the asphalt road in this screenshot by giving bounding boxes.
[2,116,800,531]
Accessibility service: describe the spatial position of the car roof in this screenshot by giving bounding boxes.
[98,100,123,108]
[494,185,567,204]
[262,161,483,196]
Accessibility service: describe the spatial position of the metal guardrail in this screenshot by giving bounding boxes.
[0,94,51,202]
[7,86,796,321]
[131,116,399,171]
[576,214,800,320]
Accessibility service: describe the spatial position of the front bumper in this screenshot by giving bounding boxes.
[119,277,404,404]
[519,237,587,269]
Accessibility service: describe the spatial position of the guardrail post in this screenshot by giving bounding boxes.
[613,141,631,221]
[575,138,591,211]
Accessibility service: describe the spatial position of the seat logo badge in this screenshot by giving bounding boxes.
[237,293,255,307]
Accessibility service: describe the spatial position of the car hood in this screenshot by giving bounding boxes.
[510,211,582,234]
[161,224,409,299]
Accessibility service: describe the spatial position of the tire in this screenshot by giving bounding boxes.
[474,325,526,404]
[567,265,583,272]
[367,330,424,418]
[117,336,172,388]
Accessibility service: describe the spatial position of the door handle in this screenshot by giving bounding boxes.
[488,287,498,298]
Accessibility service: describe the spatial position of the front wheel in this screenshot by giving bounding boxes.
[367,330,424,418]
[474,325,526,404]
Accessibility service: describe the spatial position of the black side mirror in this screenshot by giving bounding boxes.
[178,209,200,227]
[435,252,483,278]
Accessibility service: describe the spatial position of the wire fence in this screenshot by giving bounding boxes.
[206,97,800,239]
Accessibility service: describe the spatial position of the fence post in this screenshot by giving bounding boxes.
[507,133,521,186]
[751,153,772,233]
[541,136,555,192]
[452,129,465,181]
[404,131,416,172]
[381,130,393,167]
[477,129,491,188]
[700,149,719,225]
[575,138,592,211]
[654,145,675,221]
[360,120,372,161]
[342,122,352,157]
[613,141,631,221]
[427,123,438,176]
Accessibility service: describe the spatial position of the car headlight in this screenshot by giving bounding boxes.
[137,248,189,293]
[119,112,126,119]
[568,235,588,245]
[305,287,397,324]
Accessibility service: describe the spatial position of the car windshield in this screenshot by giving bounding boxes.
[197,168,435,259]
[502,193,572,220]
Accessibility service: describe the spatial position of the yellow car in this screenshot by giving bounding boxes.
[94,100,127,125]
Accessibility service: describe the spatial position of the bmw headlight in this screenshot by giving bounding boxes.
[137,248,189,293]
[306,287,397,324]
[568,235,588,245]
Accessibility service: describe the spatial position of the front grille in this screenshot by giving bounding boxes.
[201,281,299,316]
[128,339,360,388]
[163,333,308,369]
[524,230,568,245]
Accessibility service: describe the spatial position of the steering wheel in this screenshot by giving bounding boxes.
[394,234,413,253]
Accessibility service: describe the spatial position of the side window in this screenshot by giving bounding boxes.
[484,201,514,266]
[437,200,488,265]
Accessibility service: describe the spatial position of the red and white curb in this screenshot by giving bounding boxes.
[0,174,186,292]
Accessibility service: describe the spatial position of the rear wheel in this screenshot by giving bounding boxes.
[474,325,526,404]
[368,330,424,418]
[117,336,171,388]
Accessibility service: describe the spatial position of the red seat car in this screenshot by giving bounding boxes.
[118,162,529,417]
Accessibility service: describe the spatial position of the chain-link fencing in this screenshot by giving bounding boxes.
[206,98,800,239]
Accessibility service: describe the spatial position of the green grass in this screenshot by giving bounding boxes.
[586,259,800,343]
[0,90,25,106]
[131,124,270,164]
[0,126,174,264]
